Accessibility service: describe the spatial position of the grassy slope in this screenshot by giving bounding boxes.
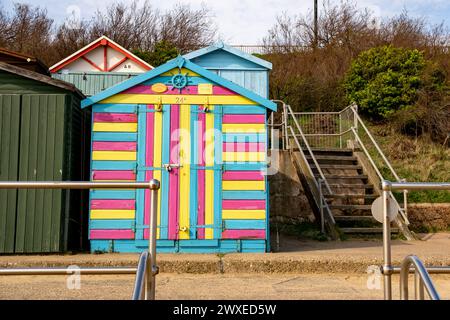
[367,123,450,203]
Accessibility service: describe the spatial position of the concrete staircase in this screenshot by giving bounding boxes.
[306,148,399,236]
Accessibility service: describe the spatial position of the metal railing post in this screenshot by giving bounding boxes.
[146,179,160,300]
[382,181,392,300]
[318,179,325,233]
[284,104,289,150]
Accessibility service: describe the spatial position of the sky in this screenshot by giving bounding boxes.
[1,0,450,44]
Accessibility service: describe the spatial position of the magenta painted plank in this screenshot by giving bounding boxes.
[122,85,236,95]
[222,200,266,210]
[197,108,206,239]
[90,229,135,240]
[91,199,135,210]
[93,142,137,151]
[168,104,180,240]
[222,171,264,181]
[222,229,265,239]
[93,113,137,123]
[223,114,265,124]
[93,170,136,180]
[222,142,265,152]
[144,105,155,234]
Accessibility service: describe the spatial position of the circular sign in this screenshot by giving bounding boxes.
[171,73,188,89]
[151,83,167,93]
[371,195,399,223]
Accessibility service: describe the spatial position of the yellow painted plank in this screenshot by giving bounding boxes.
[222,124,265,133]
[154,109,163,239]
[92,151,137,161]
[93,122,137,132]
[222,180,265,191]
[178,104,191,240]
[205,105,215,239]
[222,152,266,162]
[100,95,256,106]
[161,68,199,77]
[91,210,135,219]
[222,210,266,220]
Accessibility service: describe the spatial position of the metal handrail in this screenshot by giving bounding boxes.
[286,104,333,194]
[0,180,160,301]
[400,255,440,300]
[288,126,336,227]
[132,251,149,300]
[380,180,450,300]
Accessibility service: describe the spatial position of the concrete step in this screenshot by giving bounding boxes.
[329,183,374,189]
[329,204,372,210]
[325,194,377,200]
[334,216,377,222]
[320,174,368,180]
[311,164,363,170]
[339,227,399,234]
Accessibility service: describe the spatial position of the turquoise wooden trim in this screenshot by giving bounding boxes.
[223,133,266,143]
[91,161,136,170]
[265,109,270,252]
[135,105,146,240]
[222,105,266,114]
[189,106,198,239]
[90,190,136,199]
[182,42,273,70]
[88,110,95,238]
[223,163,268,171]
[81,57,277,111]
[213,105,223,239]
[92,132,137,142]
[81,60,180,108]
[222,191,266,200]
[136,166,164,171]
[143,77,214,86]
[159,104,170,239]
[93,104,138,113]
[191,165,222,170]
[223,220,265,230]
[90,220,134,230]
[91,239,266,253]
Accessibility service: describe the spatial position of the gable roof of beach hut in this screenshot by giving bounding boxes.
[182,42,272,98]
[50,36,153,96]
[81,56,277,111]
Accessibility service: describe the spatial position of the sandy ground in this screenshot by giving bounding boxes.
[1,273,450,300]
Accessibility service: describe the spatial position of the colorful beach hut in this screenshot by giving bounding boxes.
[82,56,277,253]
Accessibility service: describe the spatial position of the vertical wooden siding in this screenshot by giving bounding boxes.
[0,95,21,253]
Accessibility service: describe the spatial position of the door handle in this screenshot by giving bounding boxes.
[164,164,182,172]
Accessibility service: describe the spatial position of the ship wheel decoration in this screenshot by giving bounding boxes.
[167,68,193,93]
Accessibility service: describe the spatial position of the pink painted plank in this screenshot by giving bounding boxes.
[222,200,266,210]
[93,113,137,123]
[223,114,265,124]
[197,108,206,239]
[144,105,155,238]
[90,229,135,240]
[93,142,137,151]
[168,104,180,240]
[223,142,265,152]
[93,170,136,181]
[123,85,236,95]
[91,199,135,210]
[222,229,265,239]
[222,171,264,181]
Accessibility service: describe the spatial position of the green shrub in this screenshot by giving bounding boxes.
[344,45,426,119]
[133,40,179,67]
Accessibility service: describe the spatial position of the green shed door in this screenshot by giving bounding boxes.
[0,95,21,253]
[15,95,66,253]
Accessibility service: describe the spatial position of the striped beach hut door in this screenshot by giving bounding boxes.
[139,103,221,243]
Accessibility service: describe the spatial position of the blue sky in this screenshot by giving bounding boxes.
[1,0,449,44]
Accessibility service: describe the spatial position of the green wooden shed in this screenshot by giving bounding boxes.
[0,62,90,253]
